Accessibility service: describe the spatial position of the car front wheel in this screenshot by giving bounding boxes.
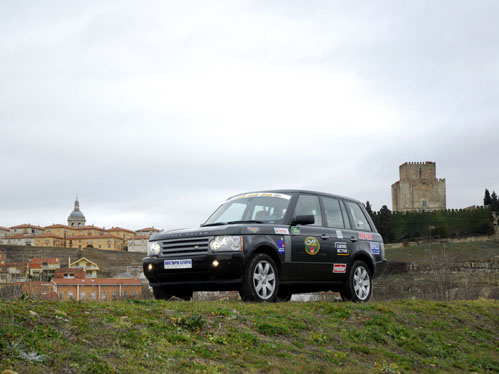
[240,254,279,302]
[340,260,372,303]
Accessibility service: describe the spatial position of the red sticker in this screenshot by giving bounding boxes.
[333,264,347,273]
[358,233,373,240]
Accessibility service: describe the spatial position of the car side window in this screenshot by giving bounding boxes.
[323,197,345,229]
[294,195,322,226]
[345,201,371,231]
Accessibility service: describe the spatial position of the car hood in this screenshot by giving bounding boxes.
[150,224,290,241]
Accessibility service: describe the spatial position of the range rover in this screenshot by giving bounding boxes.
[143,190,387,302]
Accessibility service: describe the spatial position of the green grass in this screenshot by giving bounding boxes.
[1,299,497,373]
[385,240,499,264]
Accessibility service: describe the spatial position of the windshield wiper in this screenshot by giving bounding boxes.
[227,220,264,224]
[201,222,228,227]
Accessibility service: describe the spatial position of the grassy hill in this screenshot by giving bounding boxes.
[1,299,497,373]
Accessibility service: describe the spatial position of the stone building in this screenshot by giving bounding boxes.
[391,161,446,212]
[67,198,86,228]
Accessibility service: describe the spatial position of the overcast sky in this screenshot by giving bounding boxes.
[1,1,498,231]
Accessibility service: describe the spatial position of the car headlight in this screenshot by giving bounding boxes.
[209,236,243,251]
[148,241,161,256]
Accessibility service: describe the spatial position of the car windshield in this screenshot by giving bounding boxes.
[203,193,292,226]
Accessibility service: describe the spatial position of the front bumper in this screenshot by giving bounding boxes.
[143,252,244,290]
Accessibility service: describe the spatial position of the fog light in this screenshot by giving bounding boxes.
[212,260,219,267]
[148,263,153,271]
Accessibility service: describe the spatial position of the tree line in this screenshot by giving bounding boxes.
[364,188,496,243]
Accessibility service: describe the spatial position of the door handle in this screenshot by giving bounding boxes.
[349,236,358,242]
[321,234,330,240]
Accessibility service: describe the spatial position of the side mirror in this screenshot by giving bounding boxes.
[291,215,315,226]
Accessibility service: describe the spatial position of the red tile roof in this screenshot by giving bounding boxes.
[10,224,44,230]
[136,227,161,232]
[106,227,136,234]
[44,224,75,229]
[53,278,142,286]
[129,235,149,240]
[70,234,122,240]
[81,225,105,230]
[0,226,10,231]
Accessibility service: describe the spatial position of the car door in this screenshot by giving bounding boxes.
[289,194,335,281]
[320,196,354,279]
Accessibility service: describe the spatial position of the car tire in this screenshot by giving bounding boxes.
[240,253,279,302]
[340,260,372,303]
[152,286,173,300]
[276,287,292,302]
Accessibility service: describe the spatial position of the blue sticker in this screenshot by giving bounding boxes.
[277,239,285,254]
[370,242,380,255]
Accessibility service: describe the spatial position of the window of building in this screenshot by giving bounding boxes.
[112,291,118,300]
[101,292,107,300]
[58,292,63,299]
[80,292,86,300]
[68,291,74,299]
[91,292,96,300]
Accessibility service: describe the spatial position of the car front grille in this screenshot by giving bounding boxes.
[159,236,212,256]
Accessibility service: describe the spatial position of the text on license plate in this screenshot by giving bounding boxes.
[164,259,192,269]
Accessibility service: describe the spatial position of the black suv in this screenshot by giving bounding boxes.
[143,190,387,302]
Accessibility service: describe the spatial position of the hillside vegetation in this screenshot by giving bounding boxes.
[1,299,497,374]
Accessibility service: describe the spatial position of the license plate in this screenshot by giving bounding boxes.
[164,259,192,269]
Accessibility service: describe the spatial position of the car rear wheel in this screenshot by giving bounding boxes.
[240,254,279,302]
[340,260,372,303]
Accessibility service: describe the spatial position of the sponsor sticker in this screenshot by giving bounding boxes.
[370,242,380,255]
[274,227,289,235]
[333,264,347,273]
[164,259,192,269]
[277,238,285,254]
[291,226,301,235]
[336,230,343,239]
[335,242,349,255]
[358,232,373,240]
[304,236,320,255]
[248,227,260,233]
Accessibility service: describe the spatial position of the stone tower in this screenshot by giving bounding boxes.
[67,197,86,227]
[391,162,446,212]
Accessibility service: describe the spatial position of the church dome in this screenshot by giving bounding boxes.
[67,198,86,227]
[69,209,85,218]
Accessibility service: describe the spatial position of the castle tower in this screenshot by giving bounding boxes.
[67,197,86,227]
[391,162,446,212]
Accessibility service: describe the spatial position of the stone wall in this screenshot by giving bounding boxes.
[0,245,144,278]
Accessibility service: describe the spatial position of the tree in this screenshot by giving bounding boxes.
[491,191,498,212]
[378,205,392,243]
[484,189,492,206]
[365,201,375,220]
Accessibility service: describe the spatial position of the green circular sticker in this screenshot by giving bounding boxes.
[304,236,320,255]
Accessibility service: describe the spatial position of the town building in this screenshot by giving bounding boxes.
[391,161,446,213]
[29,258,60,280]
[67,234,124,251]
[32,233,65,248]
[135,227,161,237]
[54,267,86,280]
[9,224,44,237]
[0,262,28,284]
[67,198,86,228]
[0,226,10,237]
[0,234,35,246]
[69,257,99,278]
[127,235,149,253]
[15,282,57,299]
[53,278,142,301]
